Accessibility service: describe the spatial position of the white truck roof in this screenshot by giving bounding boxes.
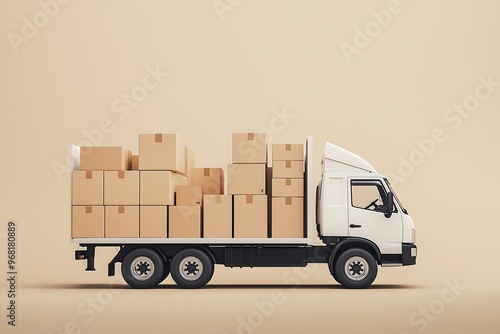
[323,142,376,174]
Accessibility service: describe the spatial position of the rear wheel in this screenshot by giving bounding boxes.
[334,248,378,289]
[121,248,164,289]
[171,248,214,289]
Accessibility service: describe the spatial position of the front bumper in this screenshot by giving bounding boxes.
[402,243,417,266]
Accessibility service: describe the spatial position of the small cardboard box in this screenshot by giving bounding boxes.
[176,185,202,206]
[80,147,131,171]
[138,134,186,174]
[72,171,103,205]
[272,197,303,238]
[140,171,188,205]
[72,206,104,238]
[272,144,303,161]
[204,195,232,238]
[227,164,266,195]
[191,168,224,195]
[131,155,139,170]
[140,206,167,238]
[272,178,303,197]
[272,160,303,179]
[234,195,267,238]
[232,133,267,164]
[104,171,139,205]
[185,147,195,179]
[169,206,201,238]
[105,206,139,238]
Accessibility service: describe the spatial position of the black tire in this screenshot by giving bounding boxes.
[334,248,378,289]
[170,248,214,289]
[328,256,341,284]
[121,248,165,289]
[160,259,171,282]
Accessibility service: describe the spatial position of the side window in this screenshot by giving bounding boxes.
[351,180,389,212]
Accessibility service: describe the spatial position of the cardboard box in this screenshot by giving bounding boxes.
[185,147,195,178]
[131,155,139,170]
[169,206,201,238]
[234,195,267,238]
[138,134,186,173]
[272,160,303,179]
[272,144,303,161]
[140,171,188,205]
[272,197,304,238]
[191,168,224,195]
[104,171,139,205]
[72,206,104,238]
[272,178,303,197]
[204,195,232,238]
[227,164,266,195]
[72,171,103,205]
[140,206,167,238]
[232,133,267,164]
[176,185,202,206]
[105,206,139,238]
[80,147,131,171]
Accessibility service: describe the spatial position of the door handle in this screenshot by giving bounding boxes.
[350,224,362,228]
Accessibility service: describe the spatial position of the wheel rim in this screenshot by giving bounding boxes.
[344,256,369,281]
[179,256,203,281]
[130,256,155,281]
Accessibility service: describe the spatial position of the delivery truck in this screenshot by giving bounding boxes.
[71,135,417,289]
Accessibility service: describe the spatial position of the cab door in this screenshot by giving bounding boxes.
[348,179,402,254]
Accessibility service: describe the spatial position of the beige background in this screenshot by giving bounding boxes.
[1,0,499,333]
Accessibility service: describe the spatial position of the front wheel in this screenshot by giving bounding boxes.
[334,248,378,289]
[171,248,214,289]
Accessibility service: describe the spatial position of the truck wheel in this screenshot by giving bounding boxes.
[327,257,340,284]
[121,248,164,289]
[160,259,171,282]
[171,248,214,289]
[334,248,377,289]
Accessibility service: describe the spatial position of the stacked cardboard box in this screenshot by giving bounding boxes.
[226,133,268,238]
[271,144,304,238]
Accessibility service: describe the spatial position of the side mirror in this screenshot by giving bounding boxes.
[385,192,394,218]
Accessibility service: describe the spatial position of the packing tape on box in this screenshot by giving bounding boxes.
[85,206,92,214]
[286,144,291,151]
[286,197,292,205]
[246,195,253,204]
[155,133,162,142]
[247,133,254,140]
[204,168,210,176]
[286,161,292,168]
[118,171,125,179]
[85,171,93,179]
[118,206,125,214]
[286,178,291,186]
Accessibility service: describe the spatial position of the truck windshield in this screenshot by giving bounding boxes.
[384,178,408,214]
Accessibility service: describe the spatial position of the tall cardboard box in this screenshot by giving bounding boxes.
[176,185,202,206]
[191,168,224,195]
[232,133,267,164]
[105,206,139,238]
[185,147,195,178]
[140,171,188,205]
[272,144,304,161]
[140,206,167,238]
[72,206,104,238]
[104,171,139,205]
[80,147,131,171]
[227,164,266,195]
[272,178,303,197]
[169,206,201,238]
[234,195,267,238]
[272,160,303,179]
[272,197,303,238]
[72,171,103,205]
[204,195,232,238]
[138,134,186,173]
